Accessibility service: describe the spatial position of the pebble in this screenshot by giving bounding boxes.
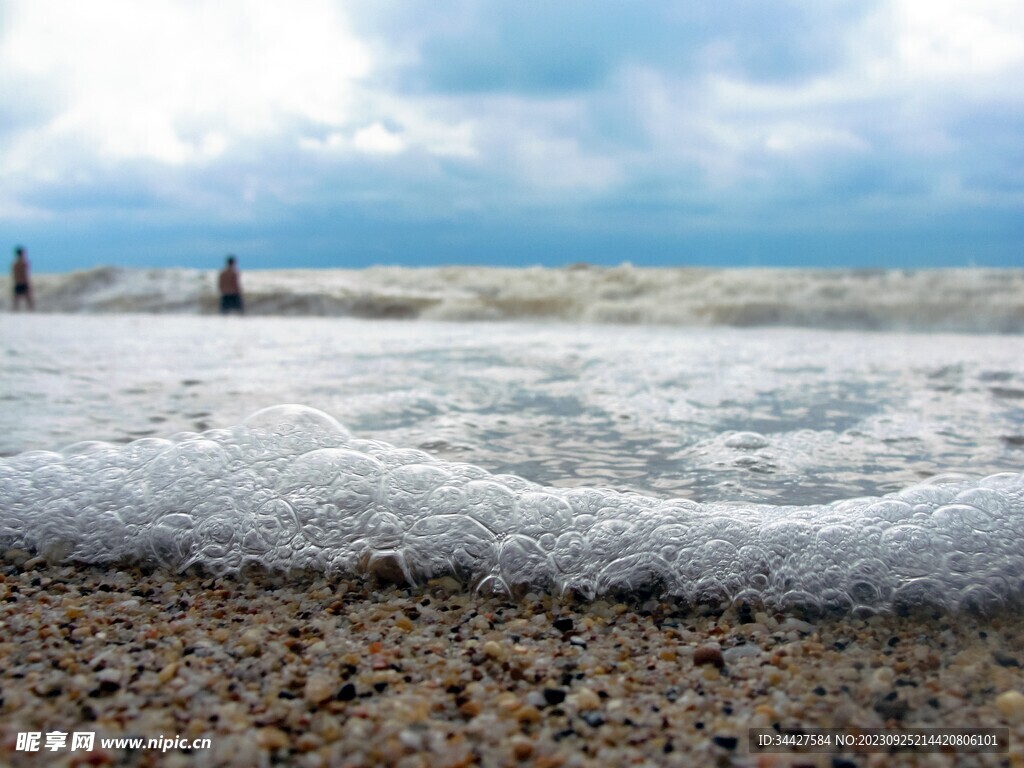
[482,640,505,661]
[304,674,335,705]
[722,644,761,662]
[996,690,1024,720]
[693,645,725,668]
[573,687,601,711]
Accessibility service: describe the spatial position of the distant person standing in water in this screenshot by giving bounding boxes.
[11,246,34,311]
[218,255,244,314]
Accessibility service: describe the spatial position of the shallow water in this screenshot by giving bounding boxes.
[2,314,1022,505]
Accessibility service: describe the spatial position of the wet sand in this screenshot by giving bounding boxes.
[1,552,1023,767]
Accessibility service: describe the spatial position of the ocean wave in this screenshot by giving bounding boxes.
[2,405,1022,614]
[9,265,1024,332]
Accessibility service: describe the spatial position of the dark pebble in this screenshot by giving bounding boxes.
[543,688,567,706]
[693,646,724,668]
[553,617,574,633]
[581,712,605,728]
[873,693,909,721]
[337,683,357,702]
[994,652,1020,668]
[712,735,738,750]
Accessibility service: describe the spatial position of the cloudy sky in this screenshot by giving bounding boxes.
[2,1,1022,271]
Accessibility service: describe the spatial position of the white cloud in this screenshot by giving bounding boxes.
[2,0,371,166]
[353,123,405,155]
[763,124,869,156]
[882,0,1024,81]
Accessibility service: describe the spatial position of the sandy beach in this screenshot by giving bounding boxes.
[1,550,1022,767]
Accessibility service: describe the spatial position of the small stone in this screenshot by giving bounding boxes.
[712,735,738,750]
[305,674,335,704]
[543,688,566,706]
[32,674,64,697]
[96,668,122,685]
[211,627,230,643]
[257,727,290,750]
[428,576,462,591]
[996,690,1024,720]
[496,693,522,714]
[482,640,505,661]
[511,737,534,760]
[993,652,1020,668]
[722,644,760,662]
[295,733,323,752]
[399,728,424,750]
[553,617,574,633]
[693,646,725,669]
[517,705,542,724]
[157,662,178,684]
[873,692,909,722]
[574,687,601,711]
[3,548,30,566]
[459,699,482,718]
[336,683,357,702]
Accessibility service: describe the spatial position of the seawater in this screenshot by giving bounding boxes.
[1,313,1023,614]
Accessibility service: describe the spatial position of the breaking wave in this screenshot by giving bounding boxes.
[12,265,1024,333]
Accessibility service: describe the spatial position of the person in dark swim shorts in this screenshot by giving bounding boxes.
[218,255,244,314]
[11,246,34,311]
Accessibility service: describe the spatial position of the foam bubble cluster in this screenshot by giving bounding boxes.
[2,405,1023,614]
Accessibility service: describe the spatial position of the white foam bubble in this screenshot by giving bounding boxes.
[2,405,1022,614]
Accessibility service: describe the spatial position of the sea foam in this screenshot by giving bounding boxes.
[1,405,1022,614]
